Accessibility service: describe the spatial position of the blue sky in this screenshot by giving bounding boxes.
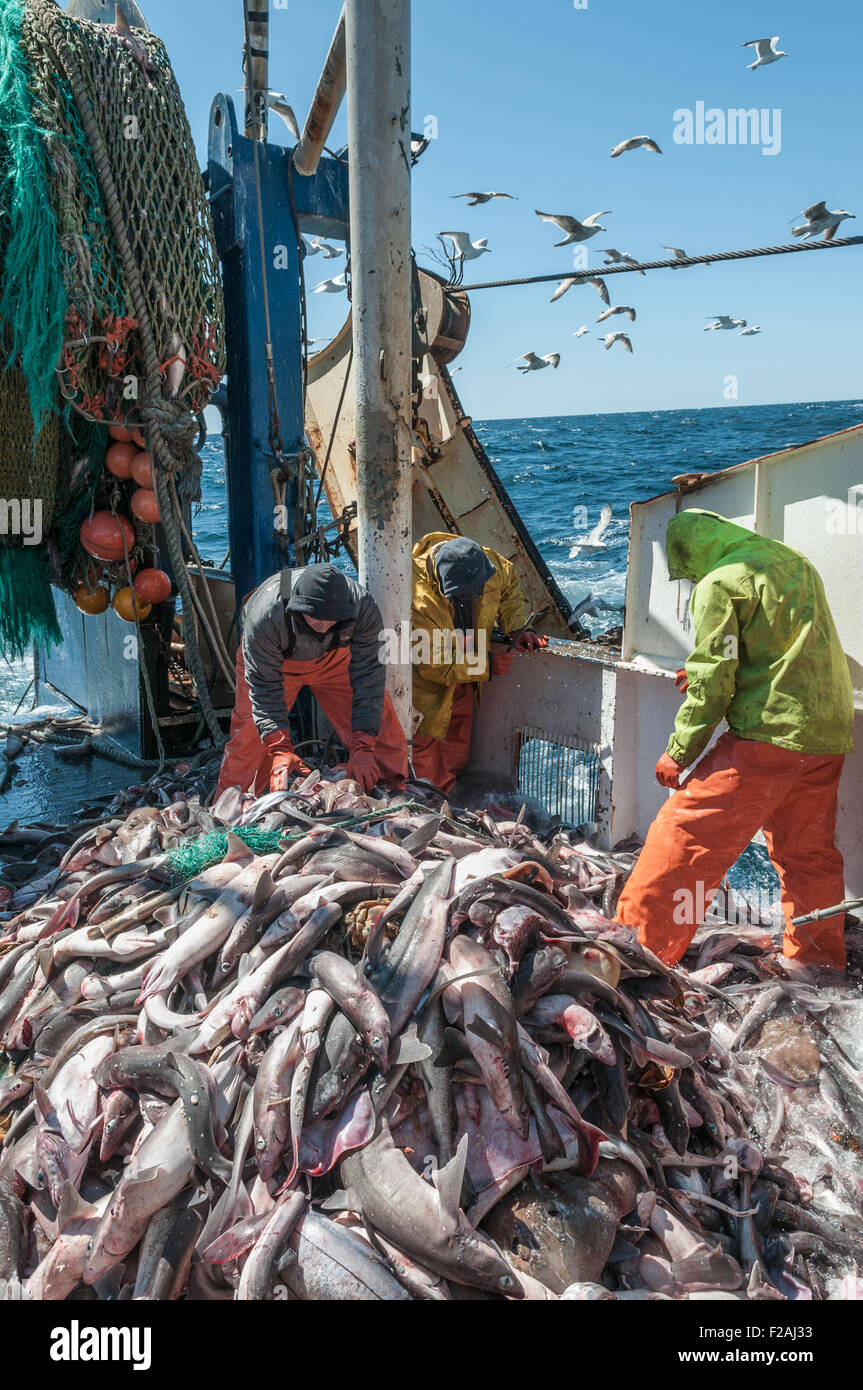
[144,0,862,419]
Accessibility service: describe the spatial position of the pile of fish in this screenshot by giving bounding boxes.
[0,763,861,1301]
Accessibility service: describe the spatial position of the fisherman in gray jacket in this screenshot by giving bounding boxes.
[216,564,409,795]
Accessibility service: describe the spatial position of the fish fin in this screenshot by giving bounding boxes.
[400,818,443,854]
[466,1015,506,1049]
[56,1181,99,1235]
[121,1165,163,1199]
[319,1188,359,1214]
[93,1265,125,1301]
[33,1082,56,1124]
[252,870,274,914]
[389,1034,433,1066]
[162,924,181,945]
[434,1027,473,1068]
[237,954,253,981]
[432,1133,469,1220]
[224,832,251,863]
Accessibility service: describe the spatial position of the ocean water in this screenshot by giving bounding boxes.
[2,397,860,722]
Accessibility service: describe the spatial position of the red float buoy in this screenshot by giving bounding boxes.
[80,512,135,563]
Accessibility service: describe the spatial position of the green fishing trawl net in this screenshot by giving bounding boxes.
[0,0,67,433]
[165,828,288,883]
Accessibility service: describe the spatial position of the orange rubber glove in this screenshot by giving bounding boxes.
[344,731,382,793]
[674,668,689,695]
[264,730,311,791]
[655,752,684,788]
[509,629,550,654]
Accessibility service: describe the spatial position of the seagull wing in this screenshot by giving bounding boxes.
[268,99,300,138]
[473,238,489,249]
[620,336,633,353]
[452,193,480,200]
[535,211,581,233]
[583,211,612,226]
[589,277,610,305]
[596,306,613,323]
[586,504,613,544]
[643,139,662,154]
[801,201,828,222]
[543,353,561,368]
[439,231,471,255]
[550,277,576,303]
[489,192,515,200]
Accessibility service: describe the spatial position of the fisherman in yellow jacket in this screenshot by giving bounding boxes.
[410,532,548,791]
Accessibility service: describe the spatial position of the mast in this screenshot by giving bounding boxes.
[243,0,269,142]
[292,8,347,178]
[345,0,413,735]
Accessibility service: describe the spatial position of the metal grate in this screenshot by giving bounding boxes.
[515,725,600,827]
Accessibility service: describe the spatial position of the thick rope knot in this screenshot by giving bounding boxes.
[141,395,199,448]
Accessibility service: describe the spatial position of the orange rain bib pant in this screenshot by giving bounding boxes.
[216,646,408,797]
[411,682,476,793]
[615,731,847,970]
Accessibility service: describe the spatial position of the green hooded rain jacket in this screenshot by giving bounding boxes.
[665,509,854,767]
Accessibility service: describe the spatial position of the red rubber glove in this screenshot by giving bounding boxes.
[655,752,684,788]
[674,668,689,695]
[509,629,550,655]
[264,730,311,791]
[491,647,515,676]
[345,731,382,793]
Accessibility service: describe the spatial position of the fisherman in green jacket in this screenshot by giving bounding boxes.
[616,509,854,971]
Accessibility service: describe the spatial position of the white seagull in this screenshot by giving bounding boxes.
[739,325,762,335]
[311,237,343,258]
[742,37,788,70]
[610,135,662,158]
[600,333,633,353]
[704,316,746,331]
[508,351,561,373]
[570,504,613,557]
[235,90,301,138]
[313,273,347,294]
[596,304,636,324]
[791,201,856,241]
[572,592,622,620]
[601,248,645,274]
[535,210,611,245]
[550,275,610,305]
[451,192,516,206]
[664,246,690,261]
[439,231,492,262]
[573,325,590,338]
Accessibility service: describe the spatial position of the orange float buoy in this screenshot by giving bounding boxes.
[130,450,154,489]
[75,584,110,615]
[112,586,151,623]
[106,442,138,479]
[133,568,172,605]
[130,488,160,524]
[109,423,134,443]
[132,430,146,449]
[80,512,135,563]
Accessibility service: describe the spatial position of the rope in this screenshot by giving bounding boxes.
[118,518,165,773]
[458,235,863,291]
[33,0,224,747]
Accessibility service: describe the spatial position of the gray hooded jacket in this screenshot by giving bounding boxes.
[241,566,386,740]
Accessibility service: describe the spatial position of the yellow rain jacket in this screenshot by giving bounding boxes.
[666,510,854,767]
[412,532,529,739]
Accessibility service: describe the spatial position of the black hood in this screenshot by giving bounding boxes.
[287,565,359,621]
[434,537,495,599]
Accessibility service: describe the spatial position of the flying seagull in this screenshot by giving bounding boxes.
[601,248,645,274]
[452,192,516,206]
[313,274,347,294]
[535,210,611,245]
[791,201,856,240]
[508,351,561,373]
[573,325,590,337]
[600,333,633,353]
[739,325,762,335]
[664,246,690,261]
[742,37,788,69]
[610,136,662,158]
[570,504,613,557]
[704,316,746,330]
[309,237,343,258]
[439,231,492,262]
[596,305,636,324]
[550,275,609,305]
[572,592,622,620]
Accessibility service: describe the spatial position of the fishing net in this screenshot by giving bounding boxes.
[165,828,288,883]
[19,0,225,426]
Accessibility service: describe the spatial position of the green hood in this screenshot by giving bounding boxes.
[665,509,762,583]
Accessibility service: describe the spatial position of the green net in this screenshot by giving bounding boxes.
[165,828,289,883]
